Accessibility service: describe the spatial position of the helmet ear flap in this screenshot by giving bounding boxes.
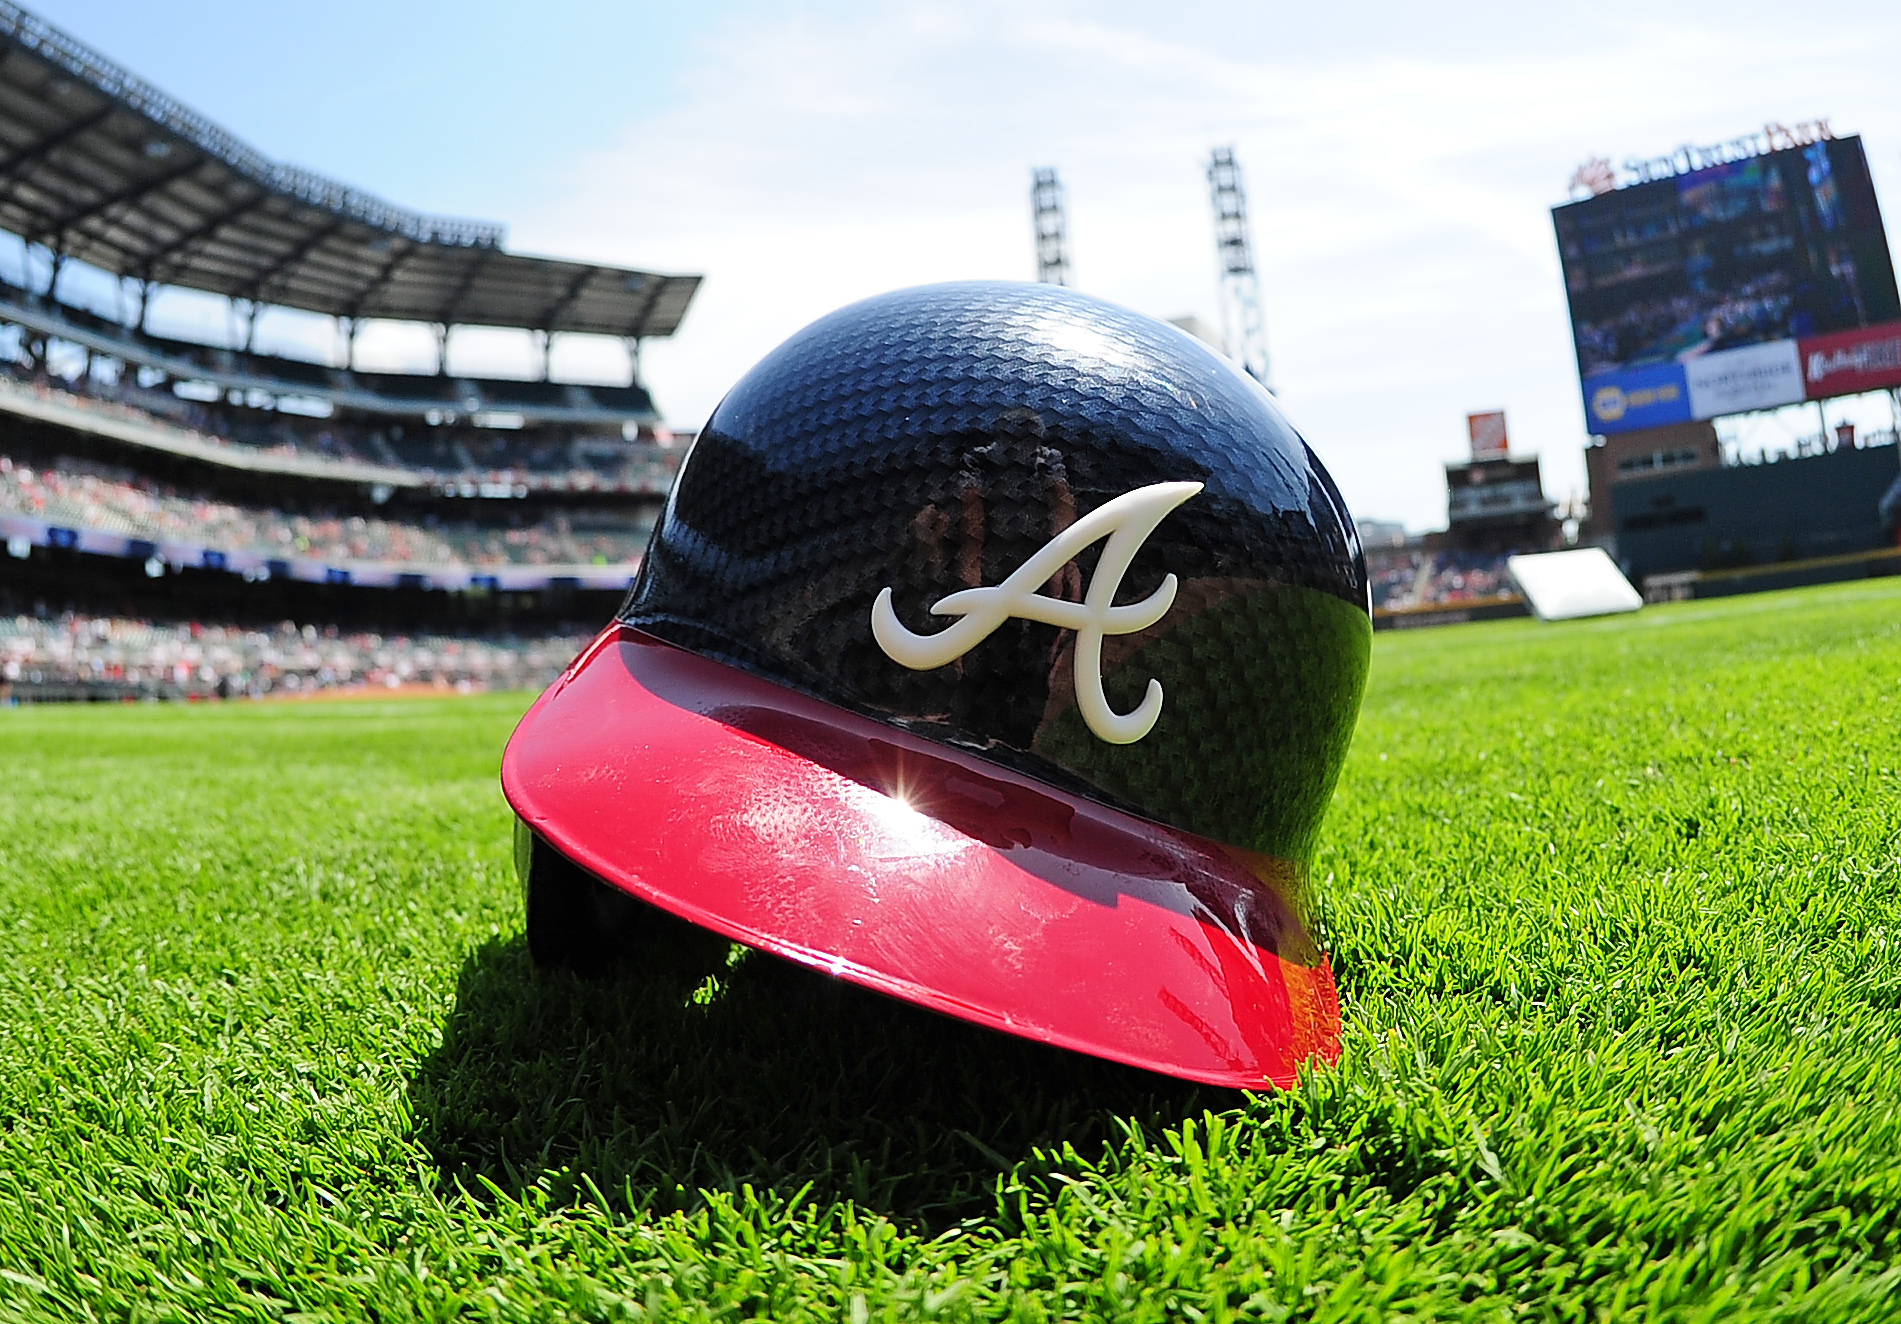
[518,819,640,976]
[517,820,722,977]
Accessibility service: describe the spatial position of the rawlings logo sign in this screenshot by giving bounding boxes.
[871,481,1202,745]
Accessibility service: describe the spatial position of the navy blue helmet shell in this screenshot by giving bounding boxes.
[624,281,1370,865]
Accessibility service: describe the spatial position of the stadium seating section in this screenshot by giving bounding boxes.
[0,286,669,700]
[0,613,588,700]
[0,279,655,416]
[1365,547,1517,611]
[0,283,682,494]
[2,362,681,489]
[0,453,654,568]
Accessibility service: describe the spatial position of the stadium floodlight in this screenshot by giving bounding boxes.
[1207,147,1272,388]
[1507,548,1643,620]
[502,282,1371,1090]
[1031,167,1071,286]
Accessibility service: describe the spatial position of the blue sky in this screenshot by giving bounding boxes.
[26,0,1901,530]
[26,2,740,219]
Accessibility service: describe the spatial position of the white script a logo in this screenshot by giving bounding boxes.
[870,481,1202,745]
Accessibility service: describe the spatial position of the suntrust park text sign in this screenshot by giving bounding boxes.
[1568,120,1836,195]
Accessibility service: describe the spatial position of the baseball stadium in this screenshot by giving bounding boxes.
[2,4,1899,1321]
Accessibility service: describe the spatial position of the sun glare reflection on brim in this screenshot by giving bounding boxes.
[846,779,974,862]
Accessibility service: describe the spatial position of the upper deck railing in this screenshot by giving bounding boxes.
[0,1,505,249]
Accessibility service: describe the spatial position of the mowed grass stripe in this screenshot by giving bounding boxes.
[0,580,1895,1320]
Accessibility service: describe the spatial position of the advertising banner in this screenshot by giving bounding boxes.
[1683,340,1805,418]
[0,511,637,591]
[1799,321,1901,397]
[1580,362,1692,434]
[1466,410,1510,459]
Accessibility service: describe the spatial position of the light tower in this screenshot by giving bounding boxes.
[1031,167,1070,286]
[1206,147,1271,388]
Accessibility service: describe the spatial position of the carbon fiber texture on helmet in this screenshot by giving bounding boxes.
[622,281,1370,860]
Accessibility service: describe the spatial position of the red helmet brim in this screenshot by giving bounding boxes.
[502,625,1340,1090]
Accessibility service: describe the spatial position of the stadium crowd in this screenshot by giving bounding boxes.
[1573,272,1796,375]
[0,454,651,566]
[1366,548,1517,611]
[0,613,589,700]
[0,362,682,490]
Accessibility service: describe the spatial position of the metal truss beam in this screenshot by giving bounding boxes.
[343,238,415,319]
[1206,146,1271,389]
[28,154,201,247]
[1031,167,1069,286]
[432,243,496,324]
[625,274,665,340]
[537,264,596,332]
[0,104,111,189]
[142,186,269,280]
[245,214,346,306]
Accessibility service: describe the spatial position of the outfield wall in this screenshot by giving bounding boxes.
[1372,597,1530,631]
[1610,442,1900,579]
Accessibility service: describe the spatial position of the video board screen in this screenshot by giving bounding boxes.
[1553,135,1901,434]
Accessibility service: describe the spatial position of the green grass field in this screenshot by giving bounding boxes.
[2,579,1899,1322]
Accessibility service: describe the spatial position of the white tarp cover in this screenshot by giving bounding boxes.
[1507,548,1643,621]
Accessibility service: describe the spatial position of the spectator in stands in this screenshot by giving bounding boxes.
[1363,546,1518,611]
[0,453,653,567]
[1,355,680,493]
[0,612,587,700]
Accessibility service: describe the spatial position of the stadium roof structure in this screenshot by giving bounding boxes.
[0,3,699,339]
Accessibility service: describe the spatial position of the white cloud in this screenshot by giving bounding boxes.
[501,0,1901,530]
